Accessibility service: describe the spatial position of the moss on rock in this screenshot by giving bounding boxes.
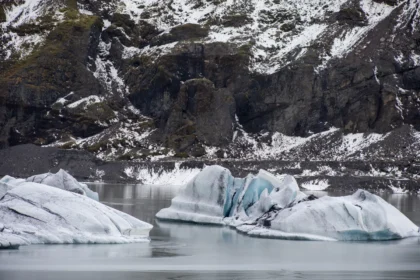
[65,0,78,10]
[66,101,116,124]
[150,23,209,46]
[59,141,76,149]
[221,14,252,27]
[86,141,108,153]
[0,8,105,146]
[3,12,101,80]
[0,6,6,23]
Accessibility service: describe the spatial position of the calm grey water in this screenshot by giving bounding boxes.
[1,184,420,280]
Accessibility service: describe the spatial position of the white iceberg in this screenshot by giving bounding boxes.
[26,169,99,201]
[156,165,420,241]
[0,175,152,248]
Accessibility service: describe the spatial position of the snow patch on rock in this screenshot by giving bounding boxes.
[2,0,46,27]
[227,127,388,161]
[67,95,104,110]
[91,39,127,95]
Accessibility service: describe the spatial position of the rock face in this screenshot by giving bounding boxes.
[0,0,419,160]
[164,78,236,150]
[0,6,109,147]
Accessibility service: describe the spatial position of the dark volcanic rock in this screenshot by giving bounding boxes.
[335,7,368,26]
[164,78,236,151]
[372,0,400,5]
[0,0,420,161]
[402,67,420,90]
[127,42,248,151]
[0,12,106,148]
[150,24,209,46]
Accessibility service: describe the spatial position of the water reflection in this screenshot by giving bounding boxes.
[89,184,420,272]
[386,194,420,225]
[3,270,420,280]
[89,183,179,227]
[0,184,419,280]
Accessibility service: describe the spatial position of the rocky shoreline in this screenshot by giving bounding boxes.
[1,144,418,193]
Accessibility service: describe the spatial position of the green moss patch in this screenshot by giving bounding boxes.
[0,6,6,23]
[3,11,101,79]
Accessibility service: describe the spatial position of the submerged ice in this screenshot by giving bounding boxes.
[0,170,152,248]
[156,166,420,241]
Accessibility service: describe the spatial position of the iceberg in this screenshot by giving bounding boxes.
[0,174,152,248]
[156,165,420,241]
[26,169,99,201]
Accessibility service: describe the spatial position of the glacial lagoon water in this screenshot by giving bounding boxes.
[1,183,420,280]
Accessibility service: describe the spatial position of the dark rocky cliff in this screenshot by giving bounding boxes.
[0,0,419,161]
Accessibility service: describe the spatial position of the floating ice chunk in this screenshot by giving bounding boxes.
[270,190,419,240]
[26,169,99,201]
[157,166,300,224]
[156,165,420,241]
[0,182,152,246]
[156,165,230,224]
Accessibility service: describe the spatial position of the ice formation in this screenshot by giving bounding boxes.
[0,172,152,249]
[156,166,420,241]
[26,169,99,201]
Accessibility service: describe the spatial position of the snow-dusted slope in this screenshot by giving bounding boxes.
[3,0,409,72]
[76,0,409,74]
[2,0,418,76]
[1,0,64,60]
[2,0,48,27]
[1,0,419,162]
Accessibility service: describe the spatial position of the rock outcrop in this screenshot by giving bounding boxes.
[0,0,419,161]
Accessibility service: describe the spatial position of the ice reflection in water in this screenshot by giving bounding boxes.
[0,184,419,280]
